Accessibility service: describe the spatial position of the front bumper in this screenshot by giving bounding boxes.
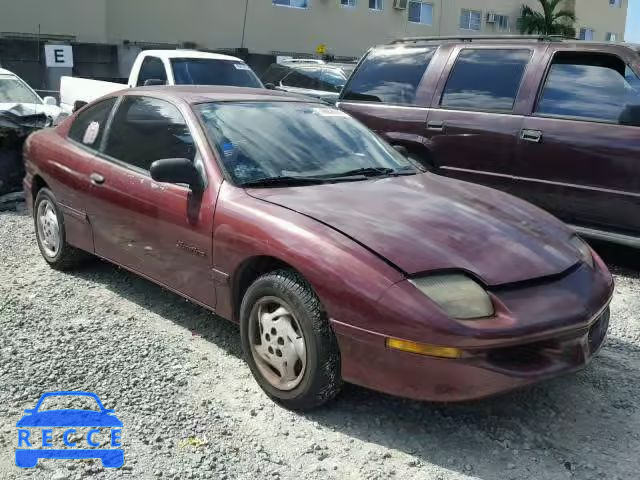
[334,306,609,402]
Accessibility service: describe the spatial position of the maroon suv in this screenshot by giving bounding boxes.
[338,36,640,246]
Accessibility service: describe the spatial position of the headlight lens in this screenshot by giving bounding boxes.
[411,273,494,320]
[570,235,594,268]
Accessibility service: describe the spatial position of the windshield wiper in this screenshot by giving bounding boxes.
[326,166,418,179]
[239,176,327,188]
[328,167,396,178]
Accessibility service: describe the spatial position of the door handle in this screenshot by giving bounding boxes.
[427,121,445,132]
[520,129,542,143]
[90,173,105,185]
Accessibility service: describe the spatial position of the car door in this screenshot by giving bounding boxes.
[54,97,118,253]
[516,46,640,237]
[86,94,217,308]
[426,45,544,193]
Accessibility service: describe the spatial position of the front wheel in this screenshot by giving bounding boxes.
[240,269,342,410]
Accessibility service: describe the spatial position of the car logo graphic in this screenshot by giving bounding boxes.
[15,391,123,469]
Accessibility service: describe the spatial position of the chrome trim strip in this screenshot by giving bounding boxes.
[440,166,640,198]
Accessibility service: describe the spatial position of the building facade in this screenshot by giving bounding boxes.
[0,0,629,77]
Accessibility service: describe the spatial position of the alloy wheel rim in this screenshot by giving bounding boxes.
[249,296,307,391]
[36,199,60,258]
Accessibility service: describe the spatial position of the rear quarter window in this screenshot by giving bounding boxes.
[341,47,434,105]
[68,98,117,149]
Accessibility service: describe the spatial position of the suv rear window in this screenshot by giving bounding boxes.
[341,47,434,105]
[440,49,531,112]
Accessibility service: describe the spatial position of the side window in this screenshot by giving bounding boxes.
[440,49,531,112]
[103,96,196,171]
[536,52,640,125]
[137,57,167,87]
[261,65,288,85]
[281,68,322,89]
[68,97,117,148]
[342,47,434,105]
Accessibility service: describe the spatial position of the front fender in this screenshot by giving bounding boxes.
[212,184,404,324]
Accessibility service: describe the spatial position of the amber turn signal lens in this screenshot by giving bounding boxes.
[386,338,462,359]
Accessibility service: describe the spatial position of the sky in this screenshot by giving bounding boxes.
[628,0,640,42]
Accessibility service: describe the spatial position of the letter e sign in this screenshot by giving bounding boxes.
[45,45,74,68]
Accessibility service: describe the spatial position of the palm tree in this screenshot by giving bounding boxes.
[518,0,577,38]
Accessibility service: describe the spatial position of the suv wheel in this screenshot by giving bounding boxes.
[240,269,342,410]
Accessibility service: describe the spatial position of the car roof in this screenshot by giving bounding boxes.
[143,49,244,62]
[0,67,17,76]
[124,85,325,105]
[377,37,640,52]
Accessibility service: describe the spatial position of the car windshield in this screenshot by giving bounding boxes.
[0,75,41,104]
[197,101,416,186]
[171,59,263,88]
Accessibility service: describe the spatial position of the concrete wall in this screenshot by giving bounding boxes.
[0,0,630,63]
[574,0,628,40]
[106,0,246,50]
[0,0,107,43]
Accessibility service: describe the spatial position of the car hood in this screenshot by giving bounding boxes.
[248,174,580,286]
[16,410,123,427]
[0,102,61,120]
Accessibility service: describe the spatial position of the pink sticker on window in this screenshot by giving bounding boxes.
[83,121,100,145]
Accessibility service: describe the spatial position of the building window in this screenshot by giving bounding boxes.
[408,2,433,25]
[609,0,622,7]
[369,0,383,10]
[273,0,309,8]
[606,32,618,41]
[495,14,509,31]
[579,28,595,40]
[341,0,356,6]
[460,9,482,31]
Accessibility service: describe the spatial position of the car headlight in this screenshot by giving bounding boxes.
[411,273,494,320]
[570,235,594,268]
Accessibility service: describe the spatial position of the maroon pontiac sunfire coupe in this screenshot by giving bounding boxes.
[23,86,614,410]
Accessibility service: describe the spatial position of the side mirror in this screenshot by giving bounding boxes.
[618,104,640,126]
[393,145,409,157]
[150,158,203,191]
[143,79,166,87]
[264,83,276,90]
[43,96,57,106]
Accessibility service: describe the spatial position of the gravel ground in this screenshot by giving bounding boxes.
[0,200,639,480]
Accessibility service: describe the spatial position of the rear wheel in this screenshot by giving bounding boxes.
[240,269,342,410]
[34,188,89,270]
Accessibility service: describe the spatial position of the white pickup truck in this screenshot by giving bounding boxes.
[60,50,263,114]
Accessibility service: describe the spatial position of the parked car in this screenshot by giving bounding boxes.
[261,62,355,103]
[0,106,48,195]
[24,86,613,409]
[60,50,263,114]
[0,68,62,123]
[338,36,640,247]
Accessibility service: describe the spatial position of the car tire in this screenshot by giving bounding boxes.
[240,269,342,410]
[33,188,89,270]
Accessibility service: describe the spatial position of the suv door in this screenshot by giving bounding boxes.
[87,95,217,307]
[338,45,439,161]
[426,46,541,192]
[516,46,640,237]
